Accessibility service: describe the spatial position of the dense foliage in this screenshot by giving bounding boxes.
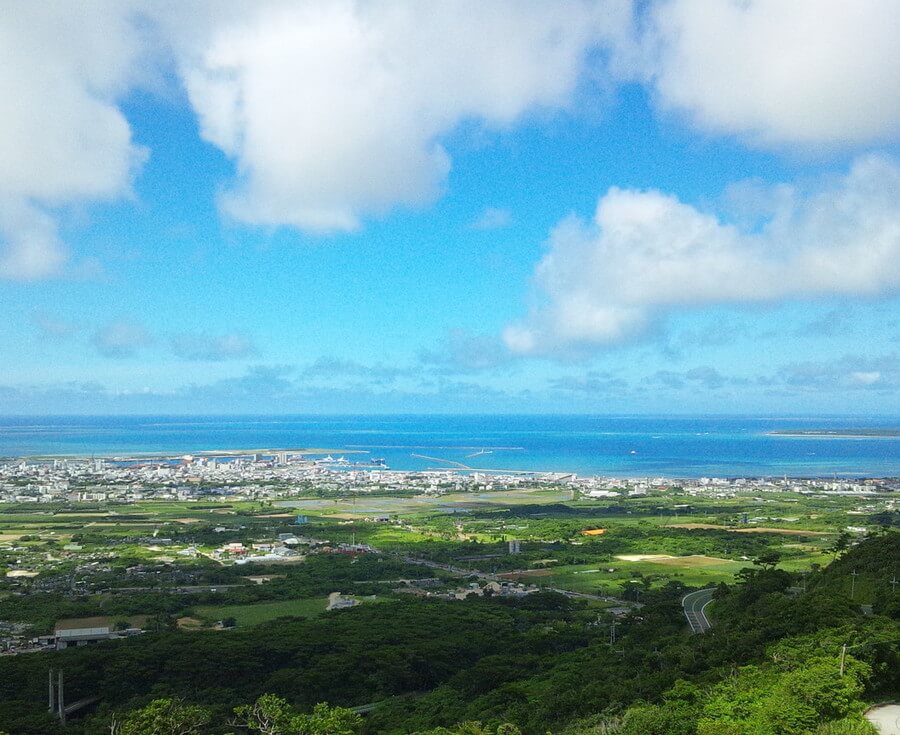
[0,532,896,735]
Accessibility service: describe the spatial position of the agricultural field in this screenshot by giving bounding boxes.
[192,597,331,626]
[0,485,893,642]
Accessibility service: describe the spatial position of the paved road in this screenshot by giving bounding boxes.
[866,704,900,735]
[682,588,715,633]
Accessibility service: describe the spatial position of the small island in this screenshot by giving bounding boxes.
[770,428,900,438]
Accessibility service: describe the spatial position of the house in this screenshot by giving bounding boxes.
[327,592,359,611]
[55,619,113,649]
[53,616,145,650]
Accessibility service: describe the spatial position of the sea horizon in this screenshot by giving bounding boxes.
[2,414,898,478]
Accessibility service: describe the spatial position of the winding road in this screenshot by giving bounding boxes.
[682,588,715,633]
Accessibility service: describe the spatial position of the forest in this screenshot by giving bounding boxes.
[0,530,896,735]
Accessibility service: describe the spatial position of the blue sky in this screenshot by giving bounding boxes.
[2,1,899,415]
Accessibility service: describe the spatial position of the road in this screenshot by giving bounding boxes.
[866,704,900,735]
[682,588,715,633]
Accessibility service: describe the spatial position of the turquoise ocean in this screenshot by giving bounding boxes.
[0,415,897,478]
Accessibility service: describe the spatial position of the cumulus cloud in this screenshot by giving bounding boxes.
[186,365,295,401]
[548,370,626,394]
[301,357,408,383]
[642,367,736,391]
[505,155,900,355]
[0,2,147,280]
[8,0,900,278]
[166,0,627,232]
[30,311,79,339]
[470,207,513,231]
[634,0,900,147]
[170,332,255,361]
[777,353,899,391]
[792,309,851,338]
[92,320,154,358]
[420,329,511,372]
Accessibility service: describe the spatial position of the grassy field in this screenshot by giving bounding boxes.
[193,597,330,626]
[1,488,881,606]
[503,546,827,595]
[504,557,747,594]
[276,487,575,517]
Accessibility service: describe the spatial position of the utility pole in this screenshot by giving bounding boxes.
[609,619,617,646]
[839,644,848,676]
[850,570,858,600]
[57,669,66,725]
[48,669,55,714]
[891,576,897,594]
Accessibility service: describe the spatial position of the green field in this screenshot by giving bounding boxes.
[508,557,745,594]
[276,487,574,517]
[194,597,330,626]
[507,547,832,595]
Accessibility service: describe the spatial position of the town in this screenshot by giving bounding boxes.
[2,451,897,505]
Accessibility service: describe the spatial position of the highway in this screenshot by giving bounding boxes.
[682,588,715,633]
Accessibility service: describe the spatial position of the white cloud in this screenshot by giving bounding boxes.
[420,329,511,372]
[850,371,881,386]
[30,311,79,339]
[93,320,154,358]
[0,2,147,280]
[470,207,513,231]
[505,154,900,354]
[635,0,900,146]
[170,332,255,361]
[168,0,628,232]
[778,354,898,391]
[6,0,899,280]
[0,201,67,281]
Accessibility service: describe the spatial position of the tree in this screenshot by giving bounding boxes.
[413,724,521,735]
[831,533,853,559]
[753,552,781,570]
[232,695,362,735]
[118,698,211,735]
[620,703,696,735]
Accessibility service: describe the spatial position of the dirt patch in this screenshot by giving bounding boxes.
[648,554,733,567]
[176,617,205,630]
[173,518,201,524]
[499,568,554,579]
[666,523,831,536]
[258,513,295,518]
[731,527,832,536]
[615,553,733,567]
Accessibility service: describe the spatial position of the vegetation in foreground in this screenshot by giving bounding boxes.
[0,530,896,735]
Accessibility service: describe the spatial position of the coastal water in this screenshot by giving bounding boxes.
[0,415,897,478]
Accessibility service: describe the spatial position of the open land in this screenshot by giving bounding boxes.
[0,452,896,735]
[0,453,895,649]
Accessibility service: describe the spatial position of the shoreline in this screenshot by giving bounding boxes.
[0,452,895,482]
[3,447,367,461]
